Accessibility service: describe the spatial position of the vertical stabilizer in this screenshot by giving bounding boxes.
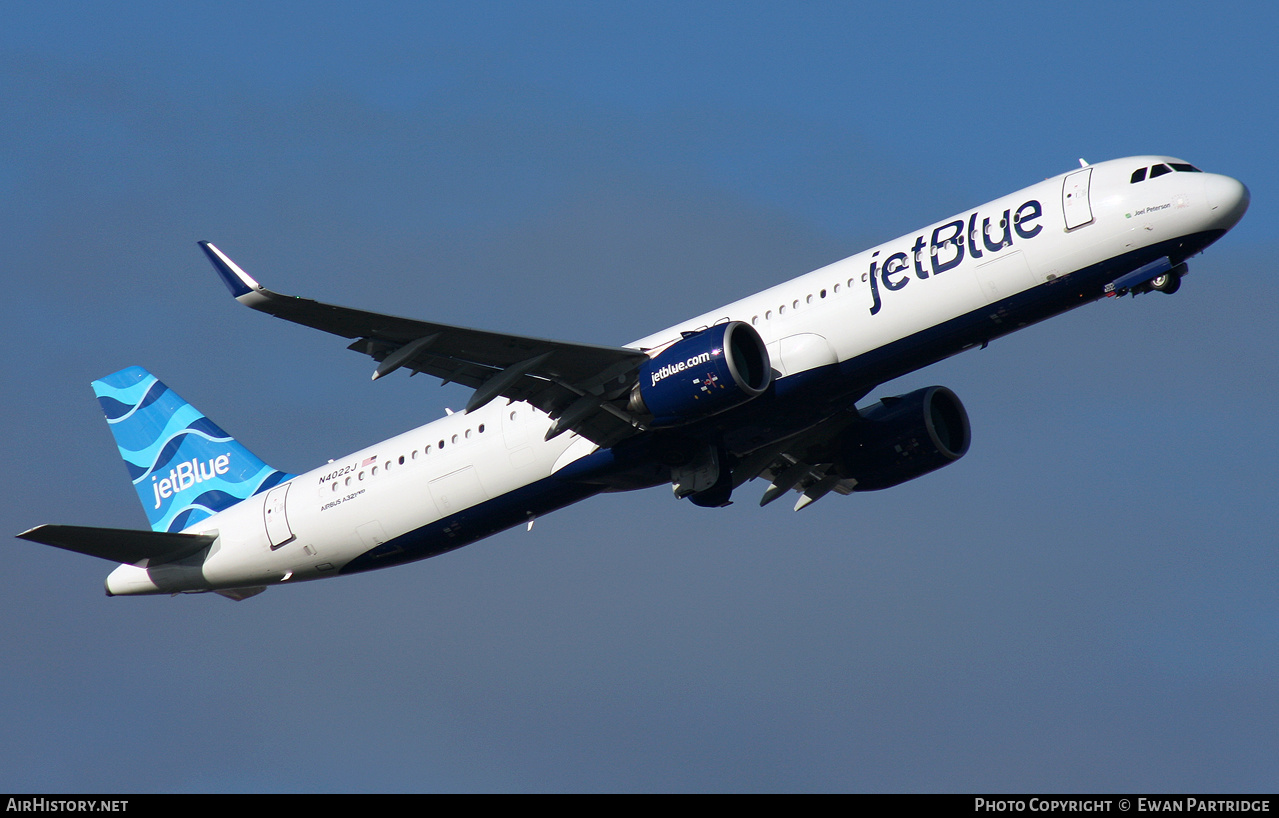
[91,366,293,532]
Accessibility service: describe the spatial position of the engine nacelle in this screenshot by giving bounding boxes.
[630,321,772,427]
[835,386,970,491]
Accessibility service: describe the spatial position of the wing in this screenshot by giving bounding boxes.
[200,242,651,447]
[731,408,863,511]
[734,386,968,510]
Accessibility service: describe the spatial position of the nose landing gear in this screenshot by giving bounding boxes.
[1105,259,1188,298]
[1149,269,1182,294]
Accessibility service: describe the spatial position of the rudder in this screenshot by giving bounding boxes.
[92,366,292,532]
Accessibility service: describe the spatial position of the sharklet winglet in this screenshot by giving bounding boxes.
[199,241,262,299]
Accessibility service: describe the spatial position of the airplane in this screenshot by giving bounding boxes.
[17,156,1249,600]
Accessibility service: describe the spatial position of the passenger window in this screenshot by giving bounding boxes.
[1150,164,1172,179]
[1130,168,1147,183]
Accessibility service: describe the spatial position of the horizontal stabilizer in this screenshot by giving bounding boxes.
[16,524,215,565]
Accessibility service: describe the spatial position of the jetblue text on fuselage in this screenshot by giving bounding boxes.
[868,199,1043,315]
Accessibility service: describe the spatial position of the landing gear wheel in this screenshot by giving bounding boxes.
[1150,271,1181,295]
[688,446,735,508]
[688,480,733,508]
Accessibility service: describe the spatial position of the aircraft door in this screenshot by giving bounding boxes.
[502,404,537,468]
[502,404,527,449]
[1062,168,1094,230]
[263,483,295,549]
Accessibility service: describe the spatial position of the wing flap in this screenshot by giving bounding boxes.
[737,406,867,510]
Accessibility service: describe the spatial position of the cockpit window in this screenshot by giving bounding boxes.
[1132,162,1203,184]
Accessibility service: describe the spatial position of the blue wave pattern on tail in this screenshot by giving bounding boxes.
[92,366,294,533]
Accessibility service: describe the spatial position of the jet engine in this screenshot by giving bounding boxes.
[630,321,772,427]
[836,386,970,491]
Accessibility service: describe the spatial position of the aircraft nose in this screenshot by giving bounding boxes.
[1204,173,1250,229]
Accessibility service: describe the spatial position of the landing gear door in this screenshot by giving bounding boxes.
[264,483,295,549]
[1062,168,1094,230]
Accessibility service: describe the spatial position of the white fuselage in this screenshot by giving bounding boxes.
[105,156,1249,595]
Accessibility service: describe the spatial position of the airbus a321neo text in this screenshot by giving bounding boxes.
[18,156,1249,600]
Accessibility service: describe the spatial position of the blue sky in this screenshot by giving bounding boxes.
[3,1,1276,792]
